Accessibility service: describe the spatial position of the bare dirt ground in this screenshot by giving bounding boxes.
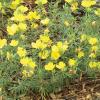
[19,75,100,100]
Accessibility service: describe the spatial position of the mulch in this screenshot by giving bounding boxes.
[19,75,100,100]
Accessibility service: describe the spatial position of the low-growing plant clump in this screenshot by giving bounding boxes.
[0,0,100,99]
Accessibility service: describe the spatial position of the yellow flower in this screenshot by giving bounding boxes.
[22,70,34,77]
[41,18,50,25]
[89,61,97,68]
[35,0,48,5]
[51,41,68,60]
[51,51,60,60]
[40,34,50,43]
[57,41,63,49]
[27,70,34,77]
[27,11,40,20]
[0,39,7,49]
[17,47,27,57]
[31,23,39,29]
[13,5,28,18]
[20,57,36,69]
[20,57,29,66]
[68,58,76,66]
[14,5,28,16]
[10,40,18,47]
[95,8,100,16]
[89,37,98,45]
[71,2,78,11]
[31,39,47,49]
[15,5,28,13]
[52,45,59,52]
[51,45,60,60]
[18,23,27,31]
[44,62,55,71]
[78,51,84,58]
[39,50,49,59]
[64,21,70,26]
[11,14,26,22]
[80,34,87,42]
[56,61,66,70]
[31,42,38,49]
[28,62,36,69]
[44,28,50,33]
[7,24,18,35]
[22,70,28,77]
[10,1,19,9]
[10,0,23,9]
[57,41,68,53]
[31,41,42,49]
[62,41,69,52]
[81,0,96,8]
[65,0,73,3]
[28,59,36,69]
[91,46,98,52]
[89,52,96,58]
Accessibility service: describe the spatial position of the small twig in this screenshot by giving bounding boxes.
[0,28,7,34]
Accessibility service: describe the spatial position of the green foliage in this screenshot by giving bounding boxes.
[0,0,100,99]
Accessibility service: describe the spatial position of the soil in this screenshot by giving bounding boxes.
[18,75,100,100]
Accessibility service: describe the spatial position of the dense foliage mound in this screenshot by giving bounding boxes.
[0,0,100,99]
